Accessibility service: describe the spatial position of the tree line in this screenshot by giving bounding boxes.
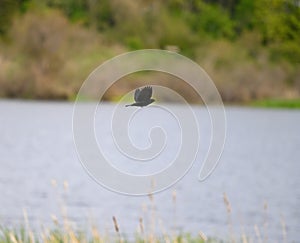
[1,0,299,63]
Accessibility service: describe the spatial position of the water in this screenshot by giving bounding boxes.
[0,100,299,242]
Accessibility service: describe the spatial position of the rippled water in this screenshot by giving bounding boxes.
[0,100,299,242]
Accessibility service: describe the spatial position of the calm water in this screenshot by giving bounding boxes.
[0,100,299,242]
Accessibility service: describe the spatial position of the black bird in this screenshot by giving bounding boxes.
[126,86,155,107]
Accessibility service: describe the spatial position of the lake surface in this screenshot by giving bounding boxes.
[0,100,299,242]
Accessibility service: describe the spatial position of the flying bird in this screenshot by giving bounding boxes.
[125,86,155,107]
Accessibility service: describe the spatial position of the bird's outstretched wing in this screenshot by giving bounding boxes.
[134,88,141,102]
[136,86,152,102]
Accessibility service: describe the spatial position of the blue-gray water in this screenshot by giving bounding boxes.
[0,100,299,242]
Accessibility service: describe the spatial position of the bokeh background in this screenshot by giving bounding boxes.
[0,0,299,104]
[0,0,300,242]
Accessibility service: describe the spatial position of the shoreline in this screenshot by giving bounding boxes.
[1,98,300,109]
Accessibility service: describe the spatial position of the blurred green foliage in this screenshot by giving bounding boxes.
[0,0,29,34]
[0,0,299,101]
[251,98,300,108]
[1,0,299,62]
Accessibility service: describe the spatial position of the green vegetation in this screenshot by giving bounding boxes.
[0,191,279,243]
[251,98,300,109]
[0,0,299,103]
[0,226,214,243]
[0,181,288,243]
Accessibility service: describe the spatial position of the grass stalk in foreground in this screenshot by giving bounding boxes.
[0,180,289,243]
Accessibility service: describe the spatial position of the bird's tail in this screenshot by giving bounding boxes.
[125,104,131,107]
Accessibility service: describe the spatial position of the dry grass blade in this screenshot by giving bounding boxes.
[199,230,208,242]
[223,193,235,243]
[9,232,18,243]
[241,233,248,243]
[223,192,231,213]
[112,216,119,233]
[280,214,287,243]
[254,224,262,243]
[139,217,144,234]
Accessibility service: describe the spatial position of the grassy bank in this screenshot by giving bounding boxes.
[251,99,300,109]
[0,181,289,243]
[0,227,213,243]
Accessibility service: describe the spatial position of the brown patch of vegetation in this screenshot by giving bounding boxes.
[0,10,125,100]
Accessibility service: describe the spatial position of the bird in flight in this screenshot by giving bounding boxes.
[125,86,155,107]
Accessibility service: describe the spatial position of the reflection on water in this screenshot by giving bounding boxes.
[0,100,299,241]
